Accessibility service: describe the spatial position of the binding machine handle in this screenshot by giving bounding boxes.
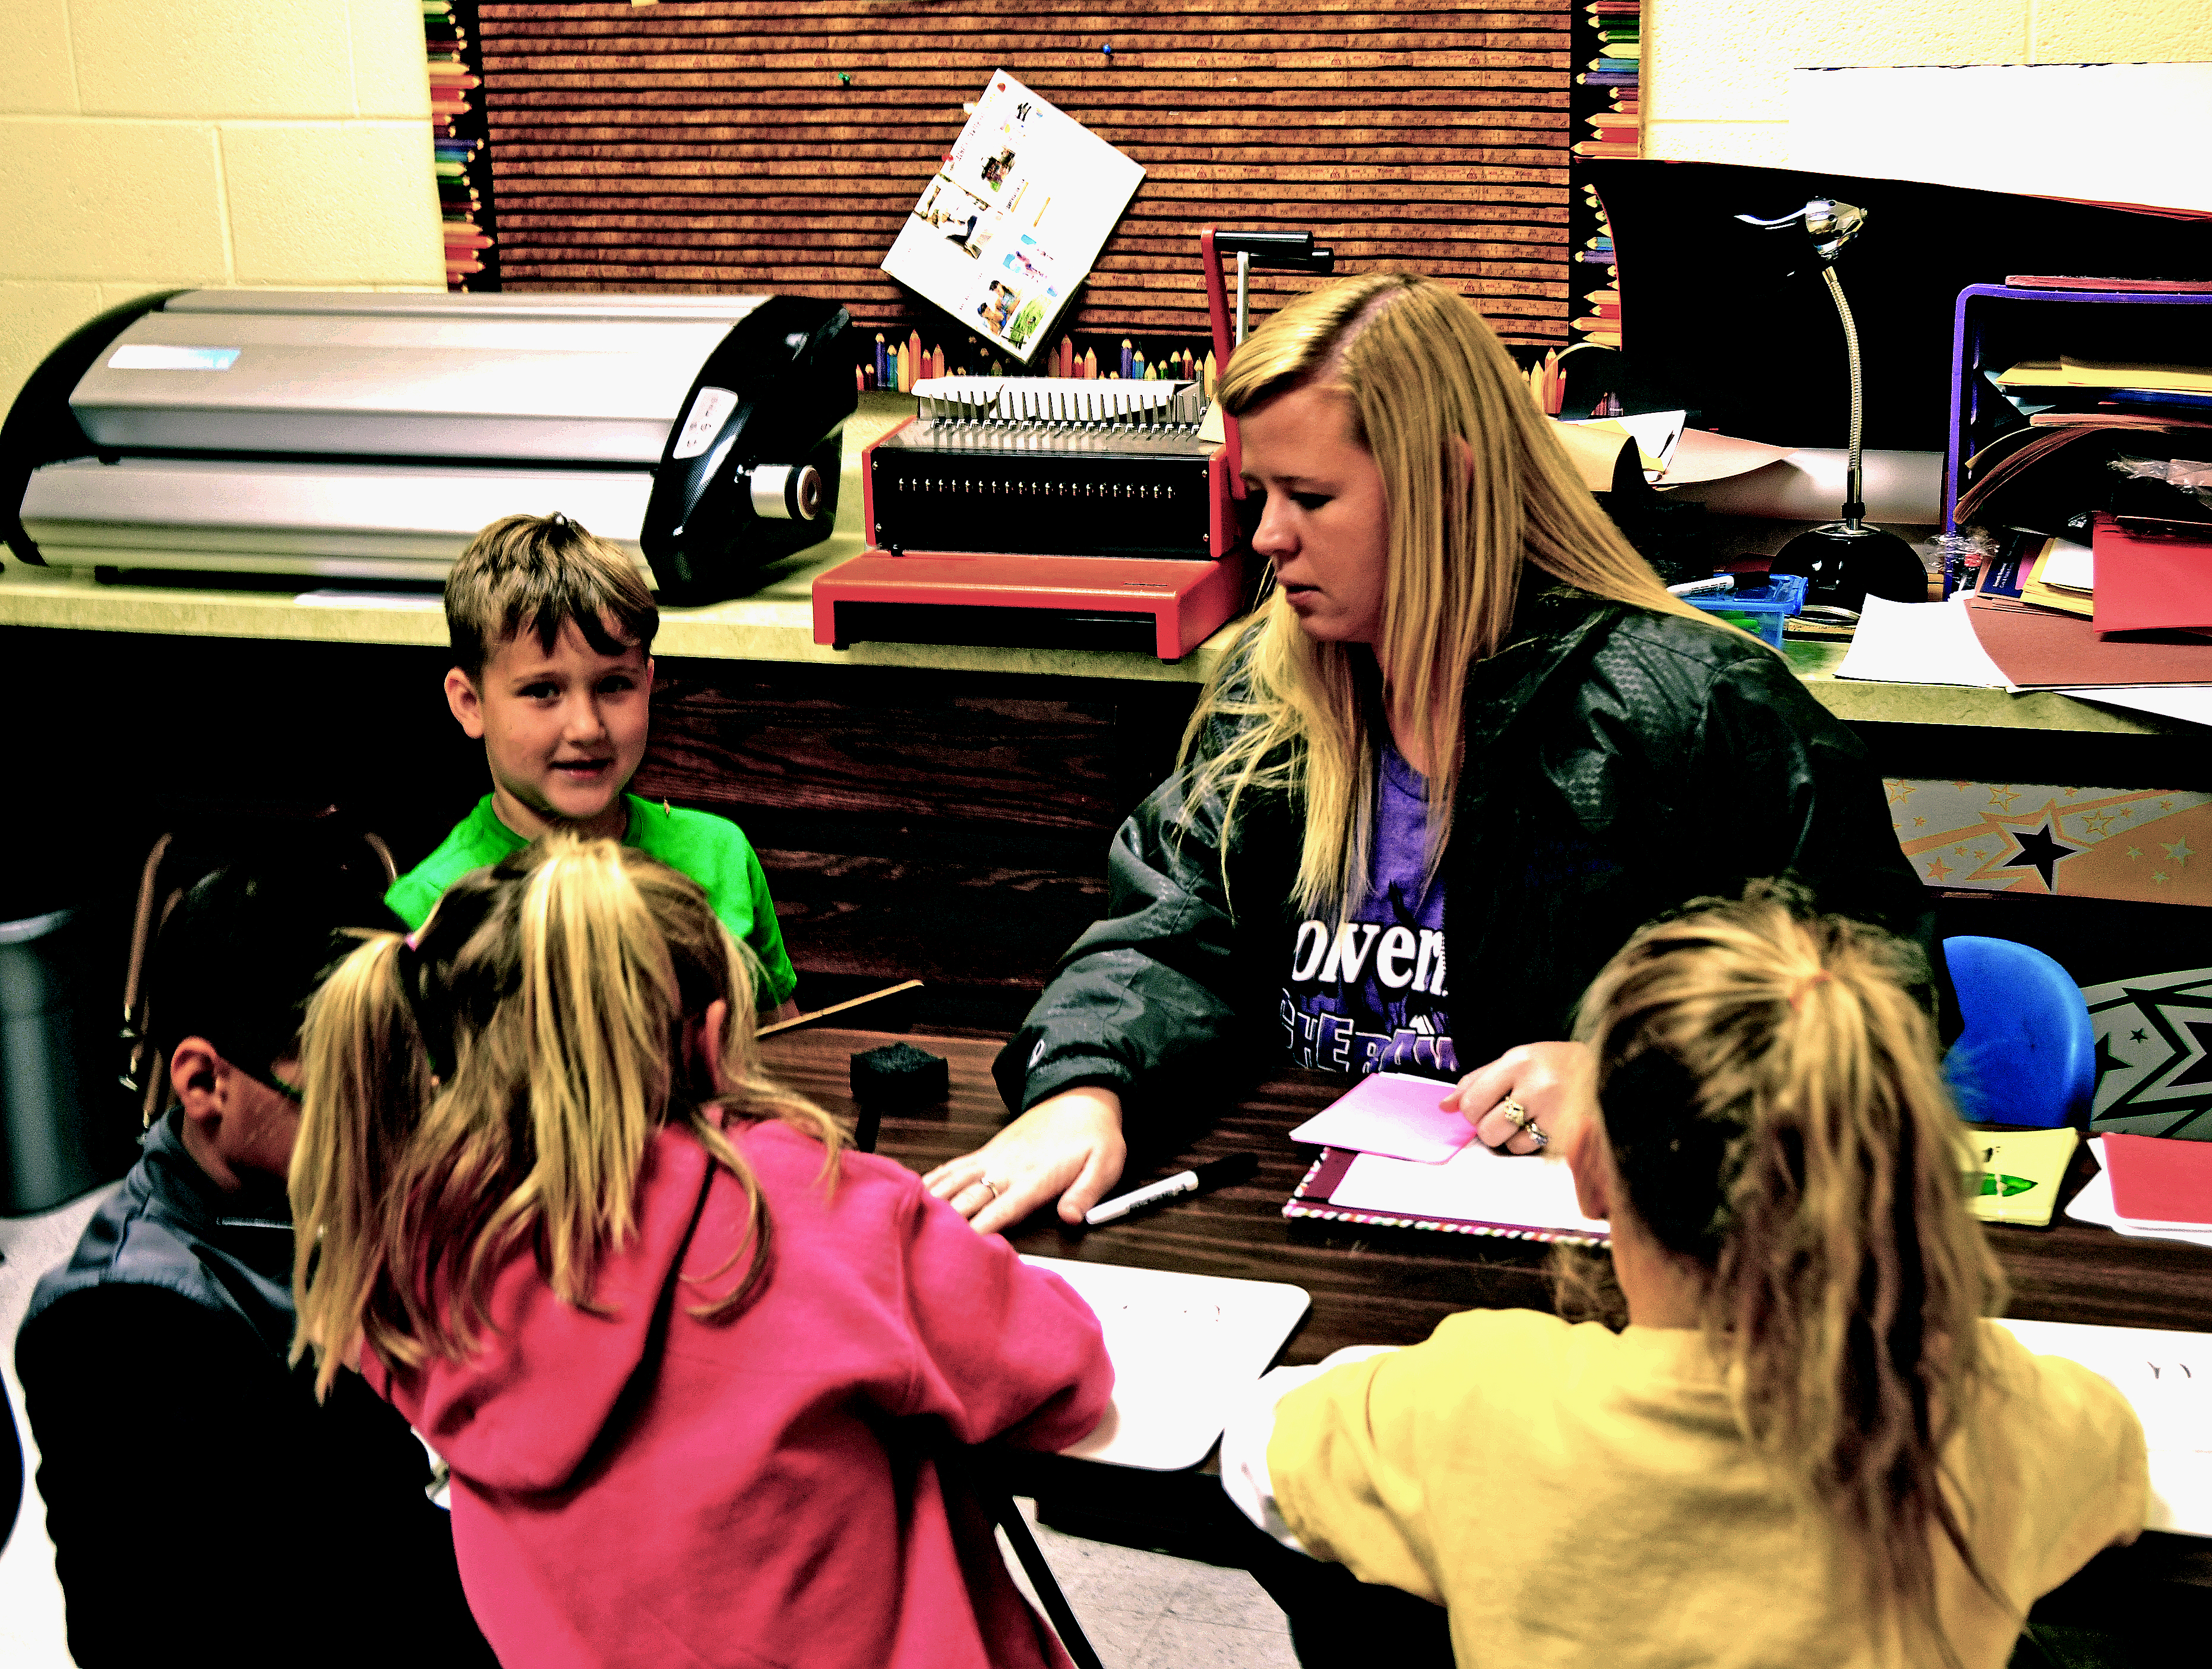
[1198,229,1336,497]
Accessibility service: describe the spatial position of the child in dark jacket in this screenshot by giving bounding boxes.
[293,836,1113,1669]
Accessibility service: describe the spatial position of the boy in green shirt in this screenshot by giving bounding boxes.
[388,513,798,1016]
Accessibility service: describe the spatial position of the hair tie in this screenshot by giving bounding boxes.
[1788,970,1834,1010]
[403,926,425,951]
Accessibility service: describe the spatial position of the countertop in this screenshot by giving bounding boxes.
[0,395,2179,728]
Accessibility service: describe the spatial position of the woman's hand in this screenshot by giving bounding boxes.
[1440,1042,1587,1156]
[924,1086,1128,1234]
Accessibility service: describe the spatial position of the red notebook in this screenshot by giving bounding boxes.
[2091,514,2212,636]
[2103,1133,2212,1228]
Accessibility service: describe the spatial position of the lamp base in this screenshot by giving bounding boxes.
[1771,521,1927,622]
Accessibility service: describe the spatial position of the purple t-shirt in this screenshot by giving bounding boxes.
[1279,745,1455,1079]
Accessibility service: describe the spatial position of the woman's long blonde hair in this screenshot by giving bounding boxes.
[1568,884,2006,1662]
[289,835,842,1398]
[1195,271,1719,917]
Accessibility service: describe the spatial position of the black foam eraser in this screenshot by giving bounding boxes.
[851,1042,949,1105]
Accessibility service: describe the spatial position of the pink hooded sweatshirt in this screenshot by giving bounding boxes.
[362,1120,1113,1669]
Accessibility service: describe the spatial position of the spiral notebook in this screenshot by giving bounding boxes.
[1284,1142,1611,1246]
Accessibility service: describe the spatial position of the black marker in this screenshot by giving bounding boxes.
[1084,1153,1259,1225]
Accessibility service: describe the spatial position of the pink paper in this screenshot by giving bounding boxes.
[1287,1071,1476,1164]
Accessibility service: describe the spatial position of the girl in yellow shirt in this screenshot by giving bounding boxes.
[1224,884,2146,1668]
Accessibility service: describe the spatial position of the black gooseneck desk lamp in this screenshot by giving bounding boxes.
[1734,198,1928,621]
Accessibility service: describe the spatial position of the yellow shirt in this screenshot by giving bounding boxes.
[1268,1311,2146,1668]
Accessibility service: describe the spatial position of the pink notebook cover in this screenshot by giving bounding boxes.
[1283,1148,1610,1246]
[2104,1133,2212,1227]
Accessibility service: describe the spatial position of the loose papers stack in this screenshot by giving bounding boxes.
[1838,592,2212,727]
[1282,1072,1610,1244]
[2065,1135,2212,1248]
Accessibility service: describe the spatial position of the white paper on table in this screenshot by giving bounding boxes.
[1835,595,2011,688]
[1329,1140,1610,1239]
[1022,1256,1310,1471]
[2041,538,2094,593]
[1995,1316,2212,1537]
[2069,685,2212,729]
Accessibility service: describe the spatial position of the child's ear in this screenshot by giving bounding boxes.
[696,998,732,1098]
[170,1038,224,1127]
[444,666,487,739]
[1565,1111,1613,1224]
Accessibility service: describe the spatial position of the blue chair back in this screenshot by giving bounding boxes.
[1942,936,2095,1127]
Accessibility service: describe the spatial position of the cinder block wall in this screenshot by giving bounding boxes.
[1644,0,2212,162]
[0,0,442,412]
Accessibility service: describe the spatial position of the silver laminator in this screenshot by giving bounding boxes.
[2,289,855,603]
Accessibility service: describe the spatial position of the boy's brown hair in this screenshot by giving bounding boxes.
[447,513,658,680]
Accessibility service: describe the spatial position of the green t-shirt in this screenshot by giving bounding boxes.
[385,794,798,1006]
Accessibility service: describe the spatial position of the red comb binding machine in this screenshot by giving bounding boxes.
[811,229,1333,660]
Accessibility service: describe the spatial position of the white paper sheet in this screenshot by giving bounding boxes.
[1996,1316,2212,1537]
[1328,1140,1610,1239]
[2041,538,2095,593]
[880,71,1142,363]
[1023,1256,1310,1471]
[1835,595,2011,688]
[2071,685,2212,728]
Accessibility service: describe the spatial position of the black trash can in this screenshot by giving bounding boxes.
[1,903,134,1215]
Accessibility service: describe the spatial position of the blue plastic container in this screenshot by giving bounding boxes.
[1681,573,1807,648]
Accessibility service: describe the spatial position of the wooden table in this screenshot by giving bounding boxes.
[760,1025,2212,1614]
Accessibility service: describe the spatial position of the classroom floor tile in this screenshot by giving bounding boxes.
[1017,1502,1298,1668]
[1,1184,116,1669]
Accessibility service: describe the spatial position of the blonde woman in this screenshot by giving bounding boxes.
[929,271,1923,1229]
[292,838,1111,1669]
[1221,886,2143,1667]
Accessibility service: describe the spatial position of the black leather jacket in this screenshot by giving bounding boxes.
[994,590,1926,1124]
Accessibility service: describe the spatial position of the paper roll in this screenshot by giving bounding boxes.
[1663,448,1944,525]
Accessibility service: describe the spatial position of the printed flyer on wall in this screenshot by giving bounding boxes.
[880,69,1143,361]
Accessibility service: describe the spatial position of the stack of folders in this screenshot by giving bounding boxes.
[1843,351,2212,726]
[2066,1133,2212,1247]
[1280,1072,1611,1245]
[1957,356,2212,713]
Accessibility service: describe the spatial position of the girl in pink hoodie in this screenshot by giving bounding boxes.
[291,836,1113,1669]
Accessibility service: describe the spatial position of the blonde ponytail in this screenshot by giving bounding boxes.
[292,836,842,1397]
[1571,884,2006,1664]
[290,933,434,1397]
